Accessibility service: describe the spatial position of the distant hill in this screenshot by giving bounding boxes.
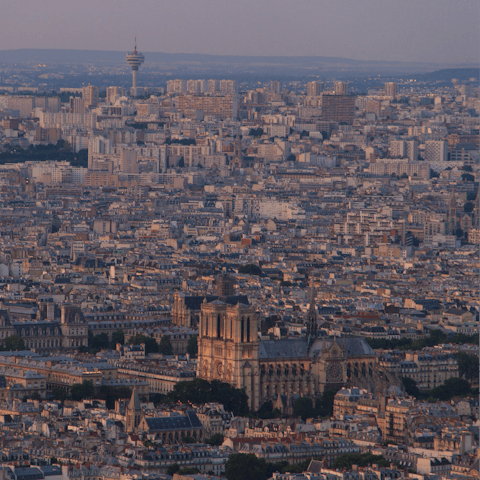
[0,48,451,68]
[415,67,479,82]
[0,49,477,79]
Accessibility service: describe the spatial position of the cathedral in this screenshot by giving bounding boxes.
[196,292,398,411]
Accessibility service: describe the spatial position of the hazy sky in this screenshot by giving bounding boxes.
[1,0,479,63]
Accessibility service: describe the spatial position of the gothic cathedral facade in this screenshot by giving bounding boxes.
[197,298,388,411]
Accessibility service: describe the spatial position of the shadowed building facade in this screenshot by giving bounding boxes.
[0,302,88,351]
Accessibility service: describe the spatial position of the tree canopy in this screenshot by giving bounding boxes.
[1,335,26,351]
[158,335,173,356]
[225,454,316,480]
[129,334,159,355]
[256,400,281,419]
[0,141,87,168]
[293,397,314,421]
[366,329,478,350]
[206,433,224,446]
[238,264,262,276]
[89,332,110,351]
[457,352,478,382]
[225,454,267,480]
[111,329,125,346]
[71,380,95,402]
[167,378,249,416]
[401,376,473,402]
[248,127,264,137]
[187,334,198,357]
[333,453,389,470]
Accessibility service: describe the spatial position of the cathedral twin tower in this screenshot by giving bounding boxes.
[197,299,262,408]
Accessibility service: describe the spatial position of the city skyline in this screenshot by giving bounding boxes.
[0,0,478,476]
[0,0,479,64]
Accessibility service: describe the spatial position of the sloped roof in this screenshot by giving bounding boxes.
[145,410,203,432]
[259,339,308,359]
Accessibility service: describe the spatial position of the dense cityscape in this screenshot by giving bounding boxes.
[0,31,478,480]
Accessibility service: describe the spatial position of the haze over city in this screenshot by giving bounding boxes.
[0,0,479,63]
[0,2,478,480]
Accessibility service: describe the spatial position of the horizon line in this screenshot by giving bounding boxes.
[0,48,478,66]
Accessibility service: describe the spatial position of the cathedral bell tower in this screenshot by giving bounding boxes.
[197,299,261,410]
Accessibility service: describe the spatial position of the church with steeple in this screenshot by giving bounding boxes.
[125,385,142,433]
[197,288,399,412]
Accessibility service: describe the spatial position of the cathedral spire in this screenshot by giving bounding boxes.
[306,271,317,343]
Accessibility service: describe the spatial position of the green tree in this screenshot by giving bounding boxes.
[89,332,110,350]
[182,436,196,444]
[280,459,311,474]
[97,385,131,410]
[293,397,314,421]
[248,128,264,137]
[167,378,249,416]
[71,380,95,402]
[159,335,173,355]
[333,453,389,470]
[225,454,267,480]
[238,264,262,276]
[314,388,339,418]
[206,433,224,446]
[51,387,67,402]
[457,352,478,382]
[3,335,25,351]
[266,462,289,478]
[111,330,125,347]
[178,468,200,475]
[30,391,41,401]
[167,464,180,476]
[130,334,159,355]
[187,334,198,357]
[402,377,420,397]
[257,400,280,419]
[428,329,448,346]
[431,377,471,401]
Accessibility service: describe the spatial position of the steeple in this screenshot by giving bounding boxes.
[129,384,141,410]
[306,272,317,343]
[126,384,142,433]
[474,180,480,226]
[448,194,457,231]
[234,133,241,158]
